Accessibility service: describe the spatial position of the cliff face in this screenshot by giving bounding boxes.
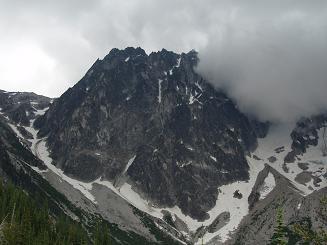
[36,47,260,220]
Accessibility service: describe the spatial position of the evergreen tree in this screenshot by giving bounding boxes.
[270,206,288,245]
[0,180,90,244]
[94,218,111,245]
[292,196,327,245]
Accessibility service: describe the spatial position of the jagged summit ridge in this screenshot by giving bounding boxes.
[35,47,259,220]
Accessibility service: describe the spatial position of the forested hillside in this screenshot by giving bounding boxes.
[0,180,111,245]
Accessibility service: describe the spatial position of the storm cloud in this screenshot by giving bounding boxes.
[0,0,326,122]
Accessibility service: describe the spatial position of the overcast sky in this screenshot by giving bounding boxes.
[0,0,326,122]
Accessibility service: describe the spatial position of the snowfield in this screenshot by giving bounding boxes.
[35,139,97,203]
[199,155,266,243]
[24,119,39,154]
[251,124,327,196]
[259,172,276,200]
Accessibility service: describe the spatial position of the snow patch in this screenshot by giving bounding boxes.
[176,57,181,67]
[23,119,39,154]
[22,110,97,203]
[179,161,192,168]
[259,172,276,200]
[30,165,48,174]
[198,158,264,243]
[251,123,327,195]
[8,123,24,139]
[158,79,163,103]
[210,156,217,162]
[23,107,49,154]
[186,146,194,151]
[297,203,302,210]
[36,139,97,203]
[189,93,195,104]
[34,107,49,115]
[123,155,136,174]
[195,81,203,92]
[119,183,164,219]
[0,111,10,121]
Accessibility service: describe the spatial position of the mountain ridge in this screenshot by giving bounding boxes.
[35,47,262,220]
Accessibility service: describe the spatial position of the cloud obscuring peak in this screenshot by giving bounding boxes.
[197,1,327,122]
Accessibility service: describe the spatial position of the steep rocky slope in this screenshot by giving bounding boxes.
[231,168,326,245]
[0,91,183,245]
[35,47,263,220]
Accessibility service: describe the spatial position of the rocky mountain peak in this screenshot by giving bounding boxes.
[35,47,262,220]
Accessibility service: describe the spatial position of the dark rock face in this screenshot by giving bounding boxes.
[207,211,230,234]
[285,114,327,162]
[36,47,261,220]
[292,115,327,152]
[233,190,243,199]
[0,90,52,126]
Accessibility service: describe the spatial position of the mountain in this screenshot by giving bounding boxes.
[0,47,326,244]
[35,47,263,221]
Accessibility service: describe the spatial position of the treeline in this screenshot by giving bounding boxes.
[271,198,327,245]
[0,181,111,245]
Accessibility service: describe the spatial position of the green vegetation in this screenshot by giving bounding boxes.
[0,179,183,245]
[291,196,327,245]
[292,221,327,245]
[0,180,92,244]
[270,206,288,245]
[270,197,327,245]
[0,119,184,245]
[93,219,111,245]
[133,208,184,245]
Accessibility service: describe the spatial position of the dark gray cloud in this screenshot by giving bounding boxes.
[0,0,326,122]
